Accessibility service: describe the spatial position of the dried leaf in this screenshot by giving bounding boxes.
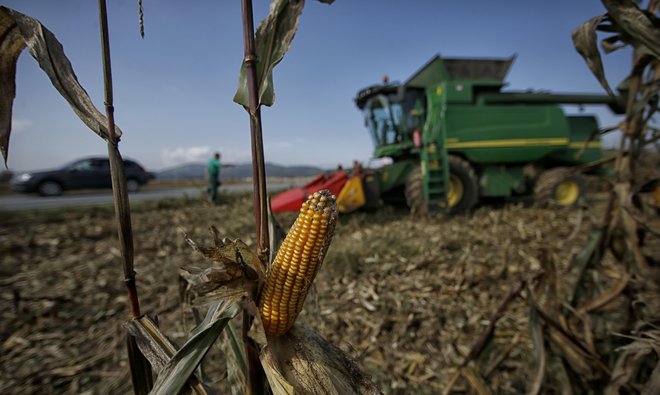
[576,271,630,315]
[0,6,121,164]
[266,324,383,395]
[261,348,295,395]
[547,326,595,379]
[548,355,575,395]
[566,228,601,305]
[126,336,154,395]
[459,366,492,395]
[641,360,660,395]
[603,0,660,58]
[123,316,208,394]
[606,329,660,394]
[186,233,265,281]
[181,234,265,305]
[528,305,546,395]
[441,370,461,395]
[572,15,615,96]
[605,335,655,394]
[601,34,627,54]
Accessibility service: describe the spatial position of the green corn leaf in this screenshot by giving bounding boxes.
[225,322,248,381]
[150,302,238,395]
[234,0,305,108]
[124,316,208,394]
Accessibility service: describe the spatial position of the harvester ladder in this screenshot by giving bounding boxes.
[423,143,449,214]
[422,83,450,214]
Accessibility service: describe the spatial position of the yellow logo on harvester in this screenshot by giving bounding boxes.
[436,86,443,96]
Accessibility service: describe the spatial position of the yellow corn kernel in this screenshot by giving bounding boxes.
[258,189,338,336]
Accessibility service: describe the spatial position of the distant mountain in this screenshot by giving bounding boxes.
[155,162,326,180]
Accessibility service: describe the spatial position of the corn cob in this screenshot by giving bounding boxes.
[258,189,338,337]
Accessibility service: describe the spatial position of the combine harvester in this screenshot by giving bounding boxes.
[272,54,625,215]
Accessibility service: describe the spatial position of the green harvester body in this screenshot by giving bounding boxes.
[355,54,623,214]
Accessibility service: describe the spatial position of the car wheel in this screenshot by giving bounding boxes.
[38,181,63,196]
[126,178,141,193]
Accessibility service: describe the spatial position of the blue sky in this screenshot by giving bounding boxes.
[4,0,631,172]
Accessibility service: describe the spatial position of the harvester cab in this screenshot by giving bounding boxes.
[356,56,516,160]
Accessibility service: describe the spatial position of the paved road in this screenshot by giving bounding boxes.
[0,182,299,212]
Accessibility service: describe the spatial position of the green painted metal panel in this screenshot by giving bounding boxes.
[405,56,451,89]
[377,159,416,193]
[374,142,414,158]
[548,116,603,165]
[444,81,473,103]
[479,166,525,197]
[443,105,571,163]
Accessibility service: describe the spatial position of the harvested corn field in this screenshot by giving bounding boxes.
[1,192,658,394]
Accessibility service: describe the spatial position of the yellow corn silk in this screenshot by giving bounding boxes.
[258,190,338,337]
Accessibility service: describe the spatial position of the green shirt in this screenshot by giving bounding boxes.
[208,158,221,179]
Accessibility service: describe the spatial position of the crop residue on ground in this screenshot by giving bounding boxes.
[1,193,657,393]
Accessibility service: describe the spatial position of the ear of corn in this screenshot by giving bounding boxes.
[258,189,338,337]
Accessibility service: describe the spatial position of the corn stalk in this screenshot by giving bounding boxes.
[97,0,152,393]
[239,0,270,392]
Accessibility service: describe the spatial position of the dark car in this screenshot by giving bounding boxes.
[10,157,155,196]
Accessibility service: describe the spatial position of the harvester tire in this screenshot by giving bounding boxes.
[446,155,479,215]
[405,156,478,216]
[534,167,585,207]
[405,165,427,216]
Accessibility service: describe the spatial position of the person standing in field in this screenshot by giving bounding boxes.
[207,151,232,204]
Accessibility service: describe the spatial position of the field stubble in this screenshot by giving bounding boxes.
[0,192,655,393]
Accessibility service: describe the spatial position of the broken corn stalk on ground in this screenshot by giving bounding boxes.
[258,190,338,337]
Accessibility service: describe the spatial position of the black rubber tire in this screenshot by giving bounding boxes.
[405,165,427,216]
[405,156,479,216]
[126,178,141,193]
[534,167,585,207]
[361,171,381,211]
[38,180,63,196]
[446,156,479,215]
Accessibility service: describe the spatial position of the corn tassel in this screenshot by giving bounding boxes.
[258,190,338,336]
